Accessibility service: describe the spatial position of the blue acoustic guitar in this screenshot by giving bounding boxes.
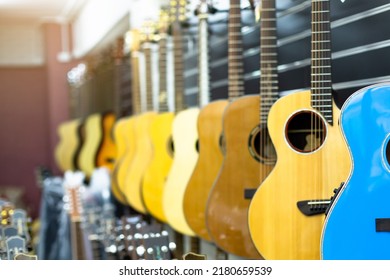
[321,83,390,260]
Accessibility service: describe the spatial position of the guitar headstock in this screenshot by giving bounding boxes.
[140,20,158,44]
[63,171,85,222]
[169,0,189,24]
[157,7,170,36]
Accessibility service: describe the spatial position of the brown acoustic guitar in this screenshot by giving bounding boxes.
[205,0,278,259]
[183,0,228,242]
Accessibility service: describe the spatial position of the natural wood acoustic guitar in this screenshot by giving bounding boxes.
[248,0,351,260]
[182,0,228,242]
[205,0,278,259]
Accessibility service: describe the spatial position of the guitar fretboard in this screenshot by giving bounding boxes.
[260,0,279,125]
[228,0,245,102]
[131,52,142,115]
[198,0,210,107]
[311,0,333,125]
[143,43,155,111]
[158,35,169,112]
[173,22,186,112]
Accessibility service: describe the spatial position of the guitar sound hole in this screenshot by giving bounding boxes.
[385,137,390,168]
[248,125,276,164]
[167,136,174,157]
[219,133,226,156]
[285,110,326,153]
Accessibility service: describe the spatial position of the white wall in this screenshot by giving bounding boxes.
[71,0,164,58]
[0,23,44,66]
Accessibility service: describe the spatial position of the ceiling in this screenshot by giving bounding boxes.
[0,0,87,23]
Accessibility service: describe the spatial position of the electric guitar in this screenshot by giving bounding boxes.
[248,0,351,259]
[142,10,175,223]
[163,0,200,236]
[205,0,277,259]
[321,82,390,260]
[182,0,228,242]
[123,27,157,214]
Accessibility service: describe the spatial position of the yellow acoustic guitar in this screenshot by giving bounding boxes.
[113,31,143,206]
[96,111,116,172]
[162,0,199,236]
[183,0,228,242]
[54,119,83,172]
[78,112,116,179]
[123,29,157,214]
[111,118,130,205]
[77,113,102,178]
[205,0,278,259]
[142,11,174,223]
[248,0,351,260]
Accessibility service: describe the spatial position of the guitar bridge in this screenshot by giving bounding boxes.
[297,200,331,216]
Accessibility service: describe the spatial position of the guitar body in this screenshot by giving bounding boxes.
[78,114,103,178]
[111,118,130,205]
[117,117,137,204]
[321,83,390,260]
[163,107,199,235]
[183,100,228,241]
[248,90,351,260]
[206,95,268,259]
[54,119,82,172]
[142,112,174,222]
[96,112,116,172]
[124,112,156,213]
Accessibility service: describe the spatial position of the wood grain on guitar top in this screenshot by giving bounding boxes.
[163,107,199,236]
[124,112,157,214]
[248,90,351,260]
[183,100,228,241]
[206,95,269,259]
[111,118,130,205]
[142,112,174,223]
[96,112,117,172]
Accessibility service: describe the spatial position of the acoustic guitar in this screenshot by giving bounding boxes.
[182,0,228,242]
[63,171,90,260]
[123,27,157,214]
[142,11,175,223]
[205,0,277,259]
[321,83,390,260]
[163,0,199,236]
[111,118,130,205]
[54,119,84,172]
[114,31,143,206]
[78,111,116,179]
[248,0,351,260]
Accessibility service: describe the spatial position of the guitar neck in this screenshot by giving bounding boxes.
[311,0,333,124]
[198,0,210,107]
[173,22,186,112]
[228,0,245,102]
[131,51,142,115]
[70,220,88,260]
[143,43,155,112]
[260,0,279,125]
[158,35,170,112]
